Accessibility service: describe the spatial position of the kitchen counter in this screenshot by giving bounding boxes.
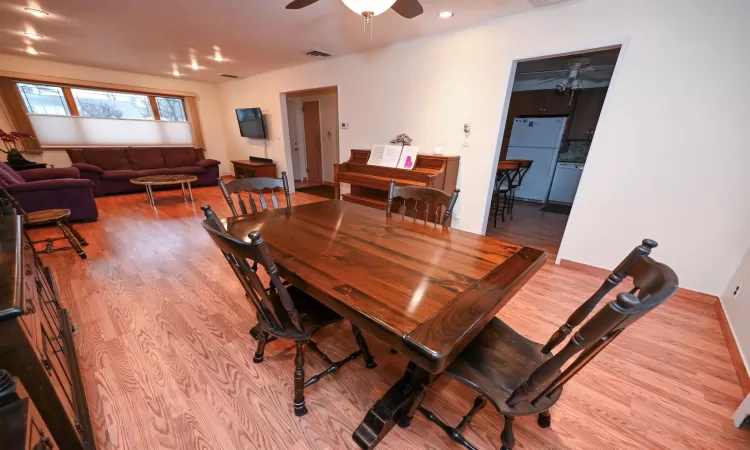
[557,140,590,163]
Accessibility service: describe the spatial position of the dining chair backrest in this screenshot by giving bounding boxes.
[219,172,291,216]
[495,160,521,193]
[506,239,678,408]
[201,204,305,334]
[506,159,533,188]
[386,180,460,226]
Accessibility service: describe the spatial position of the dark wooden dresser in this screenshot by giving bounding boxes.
[0,370,58,449]
[231,159,277,178]
[0,212,95,450]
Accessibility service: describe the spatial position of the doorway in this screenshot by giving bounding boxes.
[284,86,339,197]
[485,47,621,258]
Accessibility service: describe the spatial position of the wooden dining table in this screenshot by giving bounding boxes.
[224,200,546,448]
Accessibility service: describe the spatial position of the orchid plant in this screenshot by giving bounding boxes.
[0,129,33,164]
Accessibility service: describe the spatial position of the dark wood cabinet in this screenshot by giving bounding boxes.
[231,160,277,178]
[0,373,58,450]
[568,87,608,140]
[0,213,95,450]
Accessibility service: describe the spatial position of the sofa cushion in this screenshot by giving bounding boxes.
[101,170,141,181]
[161,147,198,168]
[82,148,132,170]
[0,163,25,185]
[126,148,165,170]
[66,149,86,164]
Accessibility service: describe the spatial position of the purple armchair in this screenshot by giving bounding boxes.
[0,163,99,221]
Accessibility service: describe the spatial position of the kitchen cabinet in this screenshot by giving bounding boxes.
[569,87,608,140]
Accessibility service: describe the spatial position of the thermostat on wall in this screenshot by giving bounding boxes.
[340,122,349,129]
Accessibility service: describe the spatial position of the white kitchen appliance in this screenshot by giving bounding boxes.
[505,117,568,202]
[549,162,584,203]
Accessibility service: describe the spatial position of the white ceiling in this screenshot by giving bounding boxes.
[0,0,569,83]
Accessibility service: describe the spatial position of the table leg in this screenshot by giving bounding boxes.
[353,362,435,449]
[181,182,187,200]
[187,182,194,202]
[146,185,155,206]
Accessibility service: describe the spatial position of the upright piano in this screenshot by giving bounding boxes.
[334,149,460,210]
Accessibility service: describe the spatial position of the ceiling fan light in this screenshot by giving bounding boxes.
[341,0,397,16]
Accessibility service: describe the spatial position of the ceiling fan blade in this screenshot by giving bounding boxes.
[392,0,423,18]
[286,0,320,9]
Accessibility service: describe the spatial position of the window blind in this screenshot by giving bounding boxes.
[29,115,193,147]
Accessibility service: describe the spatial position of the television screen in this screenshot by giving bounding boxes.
[236,108,266,139]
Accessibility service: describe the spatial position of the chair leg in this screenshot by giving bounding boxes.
[500,416,515,450]
[293,341,308,416]
[253,331,269,363]
[538,410,551,428]
[57,220,86,259]
[352,325,377,369]
[67,223,88,246]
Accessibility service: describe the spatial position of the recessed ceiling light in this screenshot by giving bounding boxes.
[438,11,454,19]
[24,8,49,18]
[211,45,225,62]
[26,47,39,55]
[172,70,181,77]
[24,32,44,40]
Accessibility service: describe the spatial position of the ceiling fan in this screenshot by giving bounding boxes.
[517,57,615,91]
[286,0,424,31]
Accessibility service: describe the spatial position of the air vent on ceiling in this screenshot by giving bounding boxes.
[306,50,332,58]
[529,0,565,7]
[220,73,239,78]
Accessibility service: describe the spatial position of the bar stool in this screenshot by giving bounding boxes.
[504,159,533,219]
[491,161,521,227]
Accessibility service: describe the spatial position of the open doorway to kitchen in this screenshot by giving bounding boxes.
[284,86,339,199]
[485,47,621,258]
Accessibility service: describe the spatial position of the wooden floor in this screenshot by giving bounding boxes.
[485,200,569,259]
[28,187,749,449]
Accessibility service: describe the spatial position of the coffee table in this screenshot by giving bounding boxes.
[130,174,198,206]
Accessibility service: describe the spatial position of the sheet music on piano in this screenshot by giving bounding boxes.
[367,145,403,168]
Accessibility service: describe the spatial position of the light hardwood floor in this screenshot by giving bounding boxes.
[27,187,749,449]
[485,200,569,259]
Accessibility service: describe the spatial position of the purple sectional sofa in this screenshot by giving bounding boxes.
[0,162,99,221]
[66,147,220,197]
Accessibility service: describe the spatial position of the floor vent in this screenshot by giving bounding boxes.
[220,73,239,78]
[306,50,332,58]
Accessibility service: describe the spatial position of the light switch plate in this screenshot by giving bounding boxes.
[340,122,349,129]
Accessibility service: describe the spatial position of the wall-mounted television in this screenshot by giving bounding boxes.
[236,107,266,139]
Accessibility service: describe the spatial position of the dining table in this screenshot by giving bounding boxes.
[224,199,547,449]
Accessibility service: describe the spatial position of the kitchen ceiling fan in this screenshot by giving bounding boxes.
[517,57,615,91]
[286,0,424,37]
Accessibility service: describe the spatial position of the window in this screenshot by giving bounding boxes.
[17,83,71,116]
[155,97,187,121]
[71,88,153,120]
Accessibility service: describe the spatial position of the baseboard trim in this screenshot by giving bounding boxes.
[715,301,750,395]
[559,259,718,305]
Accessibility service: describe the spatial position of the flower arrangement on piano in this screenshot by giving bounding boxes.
[389,133,412,146]
[0,129,34,165]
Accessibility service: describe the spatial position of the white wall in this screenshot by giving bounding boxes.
[721,248,750,374]
[0,54,229,170]
[217,0,750,295]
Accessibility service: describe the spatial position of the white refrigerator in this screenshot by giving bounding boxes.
[505,117,568,202]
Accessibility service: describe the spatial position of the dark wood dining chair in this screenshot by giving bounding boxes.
[218,172,291,216]
[201,204,377,416]
[491,160,521,227]
[417,239,678,450]
[505,159,533,219]
[0,187,88,259]
[386,179,460,226]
